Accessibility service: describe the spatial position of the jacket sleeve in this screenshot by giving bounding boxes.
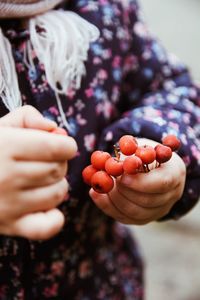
[98,0,200,220]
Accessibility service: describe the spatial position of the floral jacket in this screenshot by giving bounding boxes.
[0,0,199,299]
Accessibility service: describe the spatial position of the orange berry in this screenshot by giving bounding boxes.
[118,135,138,156]
[91,171,114,193]
[105,157,124,177]
[123,156,142,174]
[91,150,111,170]
[82,165,98,185]
[135,145,156,164]
[155,144,172,164]
[162,134,181,151]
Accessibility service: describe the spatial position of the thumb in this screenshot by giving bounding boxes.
[0,105,57,131]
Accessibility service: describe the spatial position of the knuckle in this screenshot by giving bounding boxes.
[22,105,38,114]
[48,137,77,161]
[49,141,63,160]
[53,180,68,203]
[54,188,65,203]
[62,178,69,193]
[50,164,63,181]
[65,137,78,159]
[59,162,68,177]
[138,196,151,208]
[125,205,137,218]
[41,140,63,161]
[161,176,173,191]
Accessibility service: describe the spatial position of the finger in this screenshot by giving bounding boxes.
[120,155,180,194]
[117,182,178,208]
[89,189,129,223]
[9,208,65,240]
[16,161,67,188]
[0,105,57,131]
[109,186,174,221]
[89,189,146,225]
[18,178,68,215]
[3,127,77,161]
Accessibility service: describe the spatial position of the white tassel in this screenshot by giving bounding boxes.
[26,10,100,93]
[25,10,100,129]
[0,29,22,111]
[0,11,100,130]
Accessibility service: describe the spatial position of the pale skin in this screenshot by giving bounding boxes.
[90,138,186,224]
[0,105,77,240]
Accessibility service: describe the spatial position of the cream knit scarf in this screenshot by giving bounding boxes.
[0,1,100,130]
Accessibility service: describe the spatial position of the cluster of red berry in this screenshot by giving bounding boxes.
[82,134,181,194]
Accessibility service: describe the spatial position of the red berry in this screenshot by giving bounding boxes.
[82,165,98,185]
[118,135,138,156]
[51,127,68,136]
[91,151,111,170]
[155,144,172,164]
[105,157,124,177]
[91,171,114,193]
[135,145,156,164]
[123,156,142,174]
[162,134,181,151]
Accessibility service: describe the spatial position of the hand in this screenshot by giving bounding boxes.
[0,106,77,240]
[90,138,186,225]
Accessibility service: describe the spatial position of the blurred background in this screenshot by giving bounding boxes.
[129,0,200,299]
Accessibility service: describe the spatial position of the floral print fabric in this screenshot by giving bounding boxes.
[0,0,199,299]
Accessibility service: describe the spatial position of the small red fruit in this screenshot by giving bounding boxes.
[105,157,124,177]
[123,156,142,174]
[91,171,114,193]
[91,151,111,170]
[135,145,156,164]
[82,165,98,185]
[118,135,138,156]
[162,134,181,151]
[155,144,172,164]
[51,127,68,136]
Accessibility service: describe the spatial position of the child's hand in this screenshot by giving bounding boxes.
[89,138,186,225]
[0,106,77,240]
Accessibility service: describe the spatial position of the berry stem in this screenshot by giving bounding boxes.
[143,164,147,173]
[114,144,120,161]
[146,164,150,172]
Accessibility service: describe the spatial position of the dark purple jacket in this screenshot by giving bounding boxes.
[0,0,199,299]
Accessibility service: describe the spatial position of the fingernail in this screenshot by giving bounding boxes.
[120,175,133,186]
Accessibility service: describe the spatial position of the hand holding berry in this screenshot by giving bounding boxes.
[88,137,186,225]
[0,106,77,240]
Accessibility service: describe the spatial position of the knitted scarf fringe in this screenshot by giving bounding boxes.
[0,10,100,130]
